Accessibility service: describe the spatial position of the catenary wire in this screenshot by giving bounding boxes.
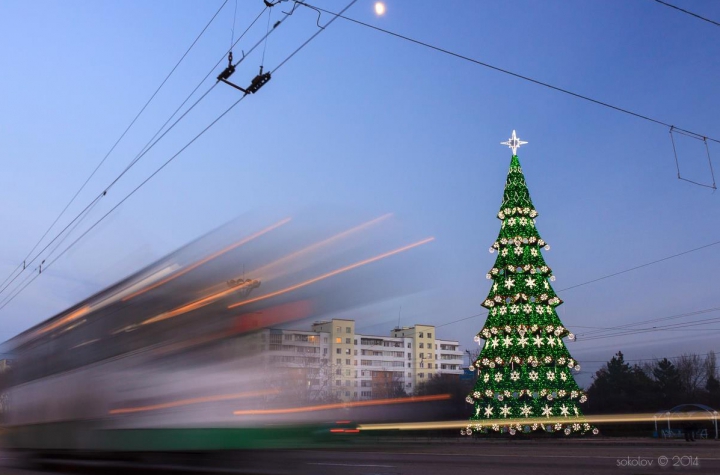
[0,0,230,296]
[0,0,358,311]
[0,0,230,291]
[0,4,272,301]
[296,1,720,146]
[652,0,720,27]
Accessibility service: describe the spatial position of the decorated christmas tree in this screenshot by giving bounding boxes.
[463,131,597,436]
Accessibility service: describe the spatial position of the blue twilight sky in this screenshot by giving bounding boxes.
[1,0,719,385]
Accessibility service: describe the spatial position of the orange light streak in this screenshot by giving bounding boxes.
[152,215,392,324]
[228,237,435,310]
[123,218,291,301]
[36,306,90,336]
[141,279,257,326]
[109,389,279,415]
[233,393,450,416]
[251,213,393,281]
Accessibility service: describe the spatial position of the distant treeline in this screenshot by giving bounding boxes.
[583,351,719,414]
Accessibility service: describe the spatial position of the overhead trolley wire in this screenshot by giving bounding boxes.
[0,3,273,302]
[0,0,359,312]
[380,238,720,335]
[652,0,720,28]
[296,1,720,150]
[0,0,230,295]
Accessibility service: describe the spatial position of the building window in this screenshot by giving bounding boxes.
[336,326,341,333]
[335,337,341,344]
[346,359,351,365]
[345,370,351,376]
[428,332,432,339]
[323,348,328,355]
[345,391,350,396]
[354,339,357,345]
[346,327,351,333]
[407,363,411,368]
[407,354,411,360]
[419,373,424,378]
[336,380,341,386]
[420,362,424,369]
[336,348,341,354]
[419,343,424,349]
[336,358,341,364]
[345,338,351,344]
[354,350,358,355]
[407,343,411,348]
[323,337,328,343]
[436,364,439,369]
[336,369,341,375]
[427,353,432,359]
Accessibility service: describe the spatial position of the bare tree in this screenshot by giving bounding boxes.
[674,353,706,399]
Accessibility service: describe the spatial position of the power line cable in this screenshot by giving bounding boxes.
[365,238,720,340]
[577,306,720,337]
[297,1,720,147]
[0,0,230,295]
[0,5,271,301]
[0,0,358,312]
[652,0,720,27]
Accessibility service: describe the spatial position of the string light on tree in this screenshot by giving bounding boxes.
[464,131,597,437]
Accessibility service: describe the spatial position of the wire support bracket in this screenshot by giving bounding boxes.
[217,52,272,95]
[669,126,717,190]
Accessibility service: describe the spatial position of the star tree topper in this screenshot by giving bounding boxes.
[501,130,528,155]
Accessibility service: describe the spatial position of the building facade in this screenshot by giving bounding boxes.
[256,319,464,401]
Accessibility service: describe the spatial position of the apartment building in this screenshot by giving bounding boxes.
[256,319,464,401]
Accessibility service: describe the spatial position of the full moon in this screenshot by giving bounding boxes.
[374,2,386,15]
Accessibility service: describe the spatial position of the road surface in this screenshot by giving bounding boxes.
[2,439,718,474]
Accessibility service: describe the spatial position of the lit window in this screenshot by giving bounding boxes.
[336,337,341,344]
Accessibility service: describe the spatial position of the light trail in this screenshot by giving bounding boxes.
[140,279,257,326]
[228,237,435,309]
[195,213,393,297]
[122,218,291,301]
[233,394,450,416]
[250,213,393,281]
[35,306,90,336]
[357,411,720,431]
[109,389,278,415]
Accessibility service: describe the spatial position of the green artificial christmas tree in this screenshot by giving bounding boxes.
[464,131,597,436]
